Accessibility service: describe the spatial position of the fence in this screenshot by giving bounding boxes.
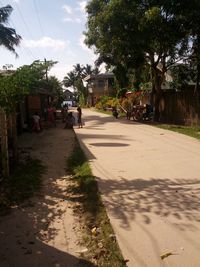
[0,108,18,177]
[159,88,200,125]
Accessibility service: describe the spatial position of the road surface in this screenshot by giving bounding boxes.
[74,109,200,267]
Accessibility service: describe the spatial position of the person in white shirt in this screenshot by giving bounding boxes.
[32,112,41,132]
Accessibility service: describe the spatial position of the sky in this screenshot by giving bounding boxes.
[0,0,99,81]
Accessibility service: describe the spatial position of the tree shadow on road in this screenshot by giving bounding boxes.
[96,177,200,231]
[84,114,141,128]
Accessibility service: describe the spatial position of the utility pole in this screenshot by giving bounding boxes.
[44,58,48,81]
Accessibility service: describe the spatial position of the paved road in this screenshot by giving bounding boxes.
[74,109,200,267]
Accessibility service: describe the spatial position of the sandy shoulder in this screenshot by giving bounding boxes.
[0,121,86,267]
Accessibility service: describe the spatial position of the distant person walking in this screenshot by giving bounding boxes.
[77,106,83,128]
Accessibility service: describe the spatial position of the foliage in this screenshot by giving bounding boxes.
[63,63,100,89]
[0,5,21,56]
[0,159,45,214]
[0,60,58,113]
[170,64,195,90]
[84,0,198,120]
[74,78,88,106]
[117,88,127,98]
[168,0,200,90]
[95,95,119,110]
[41,75,64,107]
[0,72,28,113]
[95,95,111,109]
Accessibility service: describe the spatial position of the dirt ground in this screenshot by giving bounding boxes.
[0,120,94,267]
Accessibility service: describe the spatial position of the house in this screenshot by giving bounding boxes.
[18,88,54,132]
[83,72,115,106]
[63,89,76,106]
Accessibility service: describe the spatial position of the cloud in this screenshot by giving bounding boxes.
[78,1,87,13]
[79,35,90,52]
[62,4,73,14]
[23,37,69,50]
[49,65,73,81]
[63,18,73,22]
[79,34,96,60]
[63,17,82,24]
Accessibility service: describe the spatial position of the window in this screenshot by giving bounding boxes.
[98,80,104,87]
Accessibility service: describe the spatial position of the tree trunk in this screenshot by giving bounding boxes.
[0,109,9,177]
[151,67,163,122]
[195,33,200,92]
[154,91,162,122]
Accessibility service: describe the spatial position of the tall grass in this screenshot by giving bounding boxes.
[0,159,45,214]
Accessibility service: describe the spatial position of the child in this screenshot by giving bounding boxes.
[32,112,41,132]
[64,112,75,129]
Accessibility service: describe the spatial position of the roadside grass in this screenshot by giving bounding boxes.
[0,159,45,215]
[67,143,126,267]
[155,124,200,140]
[94,108,112,115]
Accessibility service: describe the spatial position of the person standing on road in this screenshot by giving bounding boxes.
[77,106,83,128]
[112,106,118,119]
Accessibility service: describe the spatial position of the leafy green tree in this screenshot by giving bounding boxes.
[44,76,64,107]
[84,0,190,120]
[0,60,58,176]
[0,5,21,56]
[172,0,200,91]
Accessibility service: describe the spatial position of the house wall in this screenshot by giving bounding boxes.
[88,77,115,106]
[159,88,200,125]
[27,95,41,115]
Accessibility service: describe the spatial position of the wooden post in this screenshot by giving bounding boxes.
[11,112,18,163]
[0,108,9,177]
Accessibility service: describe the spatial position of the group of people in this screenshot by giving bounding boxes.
[31,105,56,132]
[63,106,83,129]
[31,104,83,132]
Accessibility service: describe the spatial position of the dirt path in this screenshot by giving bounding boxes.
[0,121,95,267]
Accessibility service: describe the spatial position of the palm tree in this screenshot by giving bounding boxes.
[82,64,93,78]
[82,64,100,78]
[73,63,84,78]
[0,5,21,56]
[63,71,77,89]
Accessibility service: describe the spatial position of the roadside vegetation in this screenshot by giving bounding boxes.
[67,143,126,267]
[155,124,200,140]
[0,159,45,215]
